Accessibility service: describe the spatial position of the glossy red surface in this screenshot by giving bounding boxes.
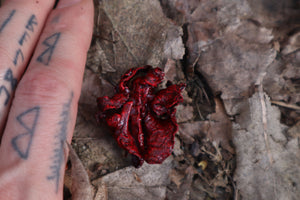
[97,66,185,167]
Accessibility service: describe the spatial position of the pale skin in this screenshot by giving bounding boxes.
[0,0,94,199]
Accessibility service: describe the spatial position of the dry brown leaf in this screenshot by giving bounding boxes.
[195,36,276,115]
[178,121,208,144]
[86,41,116,74]
[169,169,185,188]
[176,104,194,123]
[287,121,300,139]
[207,98,235,154]
[92,158,173,200]
[282,32,300,55]
[246,0,300,28]
[166,166,195,200]
[67,143,93,200]
[94,184,108,200]
[91,0,184,83]
[233,92,300,200]
[164,58,185,84]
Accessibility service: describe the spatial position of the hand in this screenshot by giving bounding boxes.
[0,0,93,199]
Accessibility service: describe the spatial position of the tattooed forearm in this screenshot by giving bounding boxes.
[11,106,40,159]
[37,32,61,66]
[0,10,16,33]
[47,92,73,193]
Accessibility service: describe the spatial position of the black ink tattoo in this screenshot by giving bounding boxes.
[0,10,16,33]
[11,106,40,159]
[37,32,61,66]
[4,69,17,90]
[0,68,17,105]
[13,49,24,66]
[47,92,73,193]
[15,14,37,64]
[0,86,10,105]
[25,14,38,32]
[19,32,30,46]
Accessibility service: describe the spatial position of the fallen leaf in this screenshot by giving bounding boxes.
[233,92,300,200]
[94,184,108,200]
[92,158,173,200]
[178,121,207,144]
[287,121,300,139]
[67,143,93,200]
[207,98,235,154]
[246,0,300,29]
[164,58,186,84]
[282,32,300,55]
[87,41,116,74]
[176,104,194,123]
[169,169,185,188]
[92,0,184,83]
[166,166,195,200]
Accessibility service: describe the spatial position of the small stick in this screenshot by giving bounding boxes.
[270,100,300,110]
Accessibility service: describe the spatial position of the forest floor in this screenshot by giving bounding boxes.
[65,0,300,199]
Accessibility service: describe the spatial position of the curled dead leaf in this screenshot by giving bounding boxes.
[67,143,93,200]
[207,98,235,154]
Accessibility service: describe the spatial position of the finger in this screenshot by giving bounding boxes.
[0,0,56,134]
[0,0,93,199]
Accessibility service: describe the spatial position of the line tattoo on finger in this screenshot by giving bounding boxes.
[13,49,24,66]
[0,68,17,106]
[11,106,40,159]
[19,14,38,46]
[47,92,73,193]
[0,86,10,105]
[37,32,61,66]
[26,14,38,32]
[15,14,38,66]
[4,68,17,90]
[19,32,30,46]
[0,10,16,33]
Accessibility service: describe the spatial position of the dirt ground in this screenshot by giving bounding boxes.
[65,0,300,199]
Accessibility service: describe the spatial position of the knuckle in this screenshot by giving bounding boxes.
[15,70,69,104]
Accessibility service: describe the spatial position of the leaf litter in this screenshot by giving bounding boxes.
[64,0,300,199]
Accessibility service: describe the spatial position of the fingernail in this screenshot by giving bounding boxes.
[56,0,81,9]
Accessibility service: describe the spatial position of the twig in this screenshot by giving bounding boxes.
[196,101,204,120]
[270,100,300,111]
[192,54,201,68]
[94,34,118,43]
